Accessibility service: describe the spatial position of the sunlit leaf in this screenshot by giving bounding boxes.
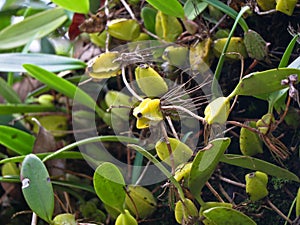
[0,104,57,114]
[146,0,184,18]
[21,154,54,223]
[231,68,300,97]
[189,138,231,197]
[0,8,67,50]
[51,0,89,14]
[203,207,257,225]
[0,53,86,72]
[220,154,300,182]
[93,162,126,212]
[23,64,105,118]
[0,125,35,155]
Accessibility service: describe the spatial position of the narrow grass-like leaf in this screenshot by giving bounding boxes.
[0,8,67,49]
[230,68,300,98]
[0,151,84,164]
[202,0,248,32]
[0,77,21,103]
[146,0,184,18]
[21,154,54,223]
[51,0,89,14]
[279,34,299,68]
[52,180,95,193]
[94,162,126,212]
[0,104,57,114]
[23,64,105,117]
[189,138,231,198]
[220,154,300,182]
[0,53,86,72]
[42,135,139,162]
[0,125,35,155]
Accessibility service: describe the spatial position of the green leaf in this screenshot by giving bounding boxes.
[203,207,257,225]
[189,138,231,198]
[279,34,300,68]
[201,0,248,32]
[21,154,54,223]
[0,104,57,114]
[220,154,300,182]
[93,162,126,212]
[23,64,105,118]
[0,125,35,155]
[0,53,86,72]
[184,0,208,20]
[146,0,184,18]
[51,0,89,14]
[0,8,67,50]
[0,77,21,103]
[141,7,157,34]
[230,68,300,98]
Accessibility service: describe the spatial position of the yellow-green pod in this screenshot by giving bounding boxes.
[244,29,269,61]
[107,18,140,41]
[133,98,163,129]
[52,213,76,225]
[105,91,133,121]
[213,37,248,60]
[87,51,121,79]
[162,45,189,67]
[115,209,138,225]
[204,97,230,125]
[125,185,157,219]
[174,162,192,182]
[175,198,198,224]
[31,115,68,138]
[256,113,274,135]
[276,0,297,16]
[155,137,193,167]
[257,0,276,11]
[135,65,168,97]
[132,32,151,41]
[189,38,214,73]
[38,94,54,106]
[239,121,263,156]
[155,11,183,42]
[2,162,20,176]
[245,171,269,201]
[296,188,300,217]
[89,30,108,48]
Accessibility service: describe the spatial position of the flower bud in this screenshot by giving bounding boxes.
[204,97,230,124]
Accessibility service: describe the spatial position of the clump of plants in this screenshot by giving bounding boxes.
[0,0,299,224]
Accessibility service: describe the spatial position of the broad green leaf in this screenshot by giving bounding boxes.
[93,162,126,212]
[0,53,86,72]
[220,154,300,182]
[0,7,67,50]
[188,138,231,197]
[184,0,208,20]
[51,0,89,14]
[0,104,57,114]
[141,7,157,34]
[146,0,184,18]
[0,77,21,103]
[21,154,54,223]
[23,64,105,118]
[231,68,300,97]
[203,207,256,225]
[0,125,35,155]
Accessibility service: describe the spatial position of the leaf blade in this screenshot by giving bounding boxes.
[0,8,67,50]
[0,125,35,155]
[146,0,184,18]
[0,77,21,103]
[51,0,89,14]
[0,53,86,72]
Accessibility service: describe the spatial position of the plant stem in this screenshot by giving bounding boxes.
[212,6,250,97]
